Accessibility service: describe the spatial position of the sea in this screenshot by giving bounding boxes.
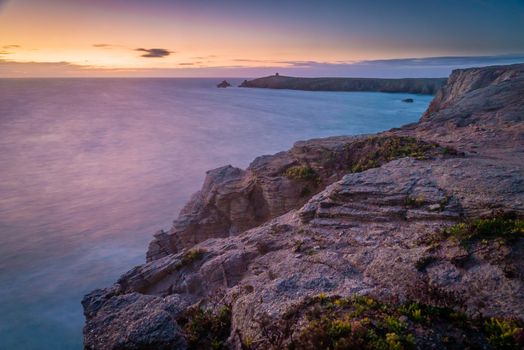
[0,78,432,349]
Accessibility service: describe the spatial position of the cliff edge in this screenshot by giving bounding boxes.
[83,64,524,350]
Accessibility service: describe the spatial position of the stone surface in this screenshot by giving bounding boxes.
[84,63,524,349]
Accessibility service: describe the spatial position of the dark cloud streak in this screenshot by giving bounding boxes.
[135,48,173,58]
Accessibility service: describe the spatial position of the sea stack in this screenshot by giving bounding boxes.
[217,80,232,88]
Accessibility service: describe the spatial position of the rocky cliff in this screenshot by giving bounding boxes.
[83,64,524,350]
[239,75,447,94]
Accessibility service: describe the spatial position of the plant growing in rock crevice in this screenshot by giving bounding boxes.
[485,317,524,349]
[177,304,232,350]
[284,165,321,184]
[348,136,452,173]
[177,248,206,269]
[446,213,523,244]
[418,211,523,252]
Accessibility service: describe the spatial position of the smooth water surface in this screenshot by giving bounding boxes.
[0,78,432,349]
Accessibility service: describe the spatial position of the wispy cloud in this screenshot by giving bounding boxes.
[1,54,523,78]
[192,55,217,60]
[277,60,323,67]
[135,48,173,58]
[228,54,524,77]
[0,59,92,77]
[3,45,20,49]
[357,54,524,67]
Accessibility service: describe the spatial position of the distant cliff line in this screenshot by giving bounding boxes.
[239,74,447,94]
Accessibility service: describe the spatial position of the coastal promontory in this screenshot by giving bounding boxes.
[239,74,447,94]
[83,63,524,349]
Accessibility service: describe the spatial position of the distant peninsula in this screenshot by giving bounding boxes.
[239,74,447,94]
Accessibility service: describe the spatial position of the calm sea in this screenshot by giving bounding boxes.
[0,78,432,349]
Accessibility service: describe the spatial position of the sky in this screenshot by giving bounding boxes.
[1,0,524,77]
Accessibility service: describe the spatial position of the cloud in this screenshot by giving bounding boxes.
[93,44,112,48]
[1,54,523,78]
[192,55,217,60]
[233,58,271,63]
[357,54,524,67]
[3,45,20,49]
[135,48,173,58]
[228,54,524,77]
[277,60,323,67]
[0,59,93,77]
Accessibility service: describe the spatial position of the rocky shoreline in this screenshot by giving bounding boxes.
[239,75,447,94]
[83,63,524,349]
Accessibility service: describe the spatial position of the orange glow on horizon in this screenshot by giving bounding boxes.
[1,0,522,77]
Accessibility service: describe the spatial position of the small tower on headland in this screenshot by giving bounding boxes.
[275,72,279,76]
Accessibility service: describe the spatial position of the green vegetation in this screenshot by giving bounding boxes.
[446,213,523,244]
[345,136,461,174]
[286,295,524,350]
[178,249,206,268]
[285,165,321,184]
[178,305,232,350]
[349,136,440,173]
[485,318,524,349]
[419,212,523,252]
[396,301,468,326]
[404,195,426,208]
[289,295,416,350]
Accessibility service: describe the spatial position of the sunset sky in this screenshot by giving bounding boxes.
[1,0,524,77]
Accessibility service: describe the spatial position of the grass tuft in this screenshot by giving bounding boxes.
[178,305,232,350]
[285,165,321,184]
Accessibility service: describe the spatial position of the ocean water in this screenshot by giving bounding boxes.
[0,78,432,349]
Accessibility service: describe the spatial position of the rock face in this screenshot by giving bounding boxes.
[83,64,524,349]
[217,80,232,88]
[239,75,447,94]
[146,136,452,261]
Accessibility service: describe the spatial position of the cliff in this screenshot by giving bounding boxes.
[239,75,448,94]
[83,64,524,349]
